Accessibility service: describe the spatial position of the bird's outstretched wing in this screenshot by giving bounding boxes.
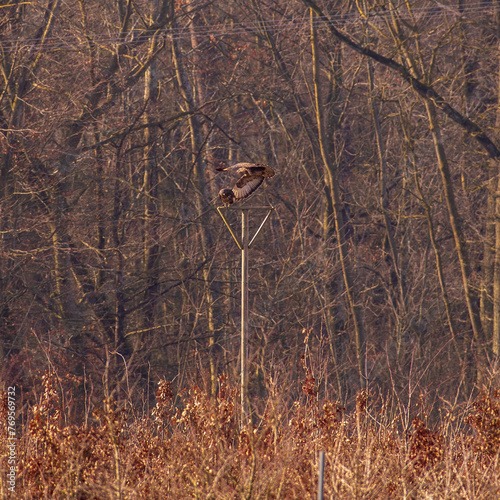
[232,177,264,200]
[217,163,275,177]
[216,162,255,173]
[217,162,275,204]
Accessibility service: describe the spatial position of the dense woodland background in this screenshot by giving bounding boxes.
[2,0,500,421]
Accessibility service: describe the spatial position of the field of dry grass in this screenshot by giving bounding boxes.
[1,372,500,499]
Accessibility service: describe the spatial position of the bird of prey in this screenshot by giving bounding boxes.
[216,162,275,206]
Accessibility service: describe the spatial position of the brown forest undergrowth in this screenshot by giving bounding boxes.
[1,372,500,499]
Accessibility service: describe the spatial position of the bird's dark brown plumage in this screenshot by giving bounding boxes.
[216,163,275,205]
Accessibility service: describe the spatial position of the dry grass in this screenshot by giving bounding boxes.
[1,373,500,499]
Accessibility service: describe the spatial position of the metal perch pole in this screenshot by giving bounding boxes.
[217,205,274,424]
[317,451,325,500]
[241,209,249,420]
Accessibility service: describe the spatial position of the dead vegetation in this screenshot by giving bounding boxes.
[2,371,500,499]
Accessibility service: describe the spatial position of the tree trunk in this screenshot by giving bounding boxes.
[367,58,407,358]
[311,9,365,388]
[171,19,219,396]
[492,0,500,355]
[142,4,162,336]
[424,100,482,345]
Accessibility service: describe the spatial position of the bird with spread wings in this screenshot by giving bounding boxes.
[216,163,275,206]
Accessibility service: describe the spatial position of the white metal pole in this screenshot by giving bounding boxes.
[318,451,325,500]
[216,206,274,425]
[241,208,249,423]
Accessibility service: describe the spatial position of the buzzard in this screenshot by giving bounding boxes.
[216,162,275,206]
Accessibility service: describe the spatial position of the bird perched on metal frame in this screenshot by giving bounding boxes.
[216,162,275,206]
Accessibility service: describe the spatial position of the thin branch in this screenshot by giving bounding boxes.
[302,0,500,160]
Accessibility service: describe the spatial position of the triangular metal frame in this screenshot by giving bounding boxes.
[216,205,274,250]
